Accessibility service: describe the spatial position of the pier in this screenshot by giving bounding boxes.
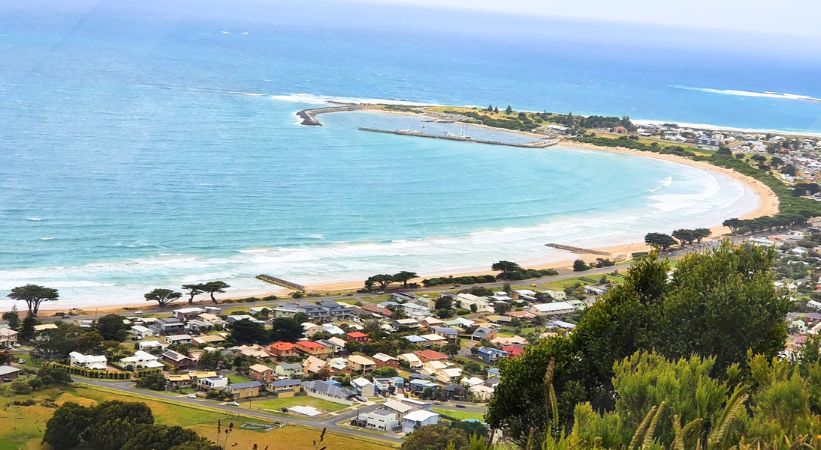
[256,274,305,291]
[545,243,611,255]
[296,104,360,126]
[357,127,559,148]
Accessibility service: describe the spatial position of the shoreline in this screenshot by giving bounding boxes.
[21,104,782,314]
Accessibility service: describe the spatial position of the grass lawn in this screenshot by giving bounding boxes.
[245,395,349,413]
[0,384,386,450]
[432,407,486,422]
[227,374,253,383]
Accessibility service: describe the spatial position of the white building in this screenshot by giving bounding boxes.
[543,289,567,301]
[359,406,400,431]
[456,293,490,312]
[530,302,575,316]
[120,350,164,370]
[130,325,154,339]
[69,352,107,370]
[402,410,440,433]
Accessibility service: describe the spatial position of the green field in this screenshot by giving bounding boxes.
[0,384,389,449]
[246,394,349,413]
[432,407,486,421]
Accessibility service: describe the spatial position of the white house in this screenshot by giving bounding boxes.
[543,289,567,301]
[120,350,164,370]
[69,352,107,370]
[402,410,440,433]
[0,328,18,348]
[530,302,575,316]
[456,293,490,312]
[137,340,166,351]
[398,353,423,368]
[352,377,375,397]
[198,376,229,391]
[130,325,154,339]
[359,406,400,431]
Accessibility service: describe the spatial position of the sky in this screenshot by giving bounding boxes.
[357,0,821,38]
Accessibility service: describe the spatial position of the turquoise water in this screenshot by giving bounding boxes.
[0,1,809,306]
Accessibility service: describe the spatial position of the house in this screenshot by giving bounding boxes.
[303,356,327,375]
[404,335,428,345]
[394,318,421,330]
[506,310,537,320]
[583,285,608,296]
[296,341,333,359]
[0,365,21,382]
[456,293,489,312]
[445,317,475,328]
[319,300,354,320]
[383,399,414,418]
[275,362,303,378]
[421,316,444,328]
[414,349,448,363]
[401,303,431,320]
[69,352,108,370]
[501,344,525,357]
[327,357,349,374]
[470,384,495,401]
[137,340,166,352]
[198,376,229,391]
[358,406,400,431]
[150,318,186,336]
[130,325,154,340]
[491,335,528,346]
[33,323,58,332]
[398,353,423,368]
[165,373,192,389]
[421,360,449,376]
[512,289,538,302]
[321,323,345,335]
[172,307,206,321]
[275,303,327,321]
[163,334,193,346]
[409,378,439,393]
[372,353,399,368]
[0,328,19,348]
[347,355,376,373]
[543,289,567,301]
[120,350,164,370]
[302,380,355,405]
[267,341,299,358]
[430,327,459,341]
[490,292,512,302]
[374,377,405,396]
[237,344,270,359]
[352,376,375,397]
[471,327,497,341]
[226,315,265,326]
[162,350,193,369]
[248,364,274,383]
[346,331,369,342]
[192,334,225,346]
[361,303,393,318]
[476,347,508,364]
[435,367,464,384]
[269,378,302,396]
[530,302,575,316]
[327,336,347,351]
[402,410,440,433]
[227,381,262,399]
[419,334,448,347]
[197,313,227,328]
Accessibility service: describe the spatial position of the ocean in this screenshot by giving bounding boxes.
[0,1,817,308]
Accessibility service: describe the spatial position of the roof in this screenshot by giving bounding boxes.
[372,353,397,362]
[419,333,446,341]
[0,365,21,376]
[297,341,326,350]
[415,349,448,361]
[229,381,263,390]
[346,331,368,339]
[404,410,439,422]
[249,364,273,373]
[383,399,414,413]
[269,341,297,351]
[347,355,376,366]
[271,378,302,388]
[352,377,374,388]
[532,302,574,312]
[404,335,427,343]
[302,380,354,398]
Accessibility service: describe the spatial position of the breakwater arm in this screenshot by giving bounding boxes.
[296,105,360,126]
[357,127,559,148]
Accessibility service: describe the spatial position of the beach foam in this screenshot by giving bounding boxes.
[671,85,821,103]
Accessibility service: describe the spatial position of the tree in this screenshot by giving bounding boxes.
[19,315,36,341]
[644,232,677,251]
[181,284,204,304]
[572,259,589,272]
[43,402,94,450]
[144,288,182,307]
[505,105,513,114]
[693,227,712,243]
[366,274,394,291]
[401,424,470,450]
[270,317,303,342]
[122,425,219,450]
[493,106,499,113]
[95,314,129,341]
[435,297,452,310]
[494,302,511,314]
[2,307,20,329]
[723,218,743,234]
[197,350,224,371]
[201,281,229,303]
[393,271,419,288]
[491,261,523,279]
[7,284,59,317]
[83,401,154,450]
[672,229,696,246]
[136,372,167,391]
[35,324,103,359]
[230,319,268,345]
[373,367,399,378]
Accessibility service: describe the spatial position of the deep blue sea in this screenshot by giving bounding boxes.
[0,1,817,307]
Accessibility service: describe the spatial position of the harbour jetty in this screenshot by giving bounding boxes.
[545,243,611,255]
[358,127,559,148]
[256,274,305,291]
[296,104,360,126]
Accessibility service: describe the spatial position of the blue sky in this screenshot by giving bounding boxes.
[358,0,821,38]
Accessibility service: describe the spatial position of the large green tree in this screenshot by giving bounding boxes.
[181,283,204,304]
[201,281,229,303]
[487,242,791,445]
[7,284,59,317]
[644,232,678,251]
[393,271,419,288]
[230,319,268,345]
[144,288,182,308]
[95,314,129,341]
[43,402,94,450]
[269,317,303,342]
[491,261,523,280]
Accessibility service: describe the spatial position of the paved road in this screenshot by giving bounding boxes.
[75,378,403,444]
